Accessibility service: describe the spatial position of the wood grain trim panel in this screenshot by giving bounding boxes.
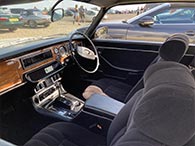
[0,59,22,93]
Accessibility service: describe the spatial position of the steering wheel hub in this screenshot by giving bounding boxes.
[69,31,99,73]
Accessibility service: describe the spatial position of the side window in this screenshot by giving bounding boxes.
[95,4,146,39]
[95,3,195,44]
[153,8,195,24]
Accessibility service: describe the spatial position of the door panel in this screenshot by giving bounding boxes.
[93,39,160,85]
[98,46,158,71]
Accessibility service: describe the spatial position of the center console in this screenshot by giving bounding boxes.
[32,74,84,121]
[32,73,124,122]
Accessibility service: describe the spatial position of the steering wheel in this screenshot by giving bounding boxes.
[69,31,100,74]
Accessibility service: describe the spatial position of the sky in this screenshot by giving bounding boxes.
[2,0,144,11]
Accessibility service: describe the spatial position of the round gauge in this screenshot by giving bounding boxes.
[59,47,66,57]
[54,48,59,54]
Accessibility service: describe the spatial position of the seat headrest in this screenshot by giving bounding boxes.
[134,62,195,146]
[159,33,189,62]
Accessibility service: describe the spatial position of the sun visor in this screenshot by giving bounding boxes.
[75,0,195,8]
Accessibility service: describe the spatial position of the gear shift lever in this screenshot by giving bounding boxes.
[52,97,72,110]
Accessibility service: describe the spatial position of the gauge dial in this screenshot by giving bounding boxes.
[59,47,66,57]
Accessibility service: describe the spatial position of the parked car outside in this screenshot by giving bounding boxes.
[20,9,51,28]
[10,8,24,15]
[0,8,23,32]
[64,9,74,16]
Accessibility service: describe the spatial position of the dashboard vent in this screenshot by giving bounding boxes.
[22,50,53,68]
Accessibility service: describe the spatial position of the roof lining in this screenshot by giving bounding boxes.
[75,0,195,8]
[0,0,43,6]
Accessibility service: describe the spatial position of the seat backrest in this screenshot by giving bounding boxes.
[108,61,195,146]
[124,33,189,103]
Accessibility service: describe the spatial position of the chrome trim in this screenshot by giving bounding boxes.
[97,46,159,53]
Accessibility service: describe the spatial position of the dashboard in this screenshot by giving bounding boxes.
[0,41,76,95]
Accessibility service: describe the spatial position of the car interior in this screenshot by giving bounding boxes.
[0,0,195,146]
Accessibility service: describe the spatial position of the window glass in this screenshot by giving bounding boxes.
[96,3,195,44]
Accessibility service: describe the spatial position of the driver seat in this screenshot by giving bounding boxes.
[83,33,189,102]
[24,61,195,146]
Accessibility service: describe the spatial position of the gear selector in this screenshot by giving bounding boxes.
[52,97,72,110]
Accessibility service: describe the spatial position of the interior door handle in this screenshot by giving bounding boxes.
[185,31,195,36]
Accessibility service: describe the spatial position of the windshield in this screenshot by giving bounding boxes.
[0,0,99,48]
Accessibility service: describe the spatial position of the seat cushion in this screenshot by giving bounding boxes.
[24,122,106,146]
[92,78,132,102]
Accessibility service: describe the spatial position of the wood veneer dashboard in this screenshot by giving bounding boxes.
[0,42,71,95]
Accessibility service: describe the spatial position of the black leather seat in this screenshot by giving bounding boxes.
[24,61,195,146]
[83,33,189,103]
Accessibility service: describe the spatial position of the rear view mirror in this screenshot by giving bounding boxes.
[138,16,154,27]
[51,8,64,22]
